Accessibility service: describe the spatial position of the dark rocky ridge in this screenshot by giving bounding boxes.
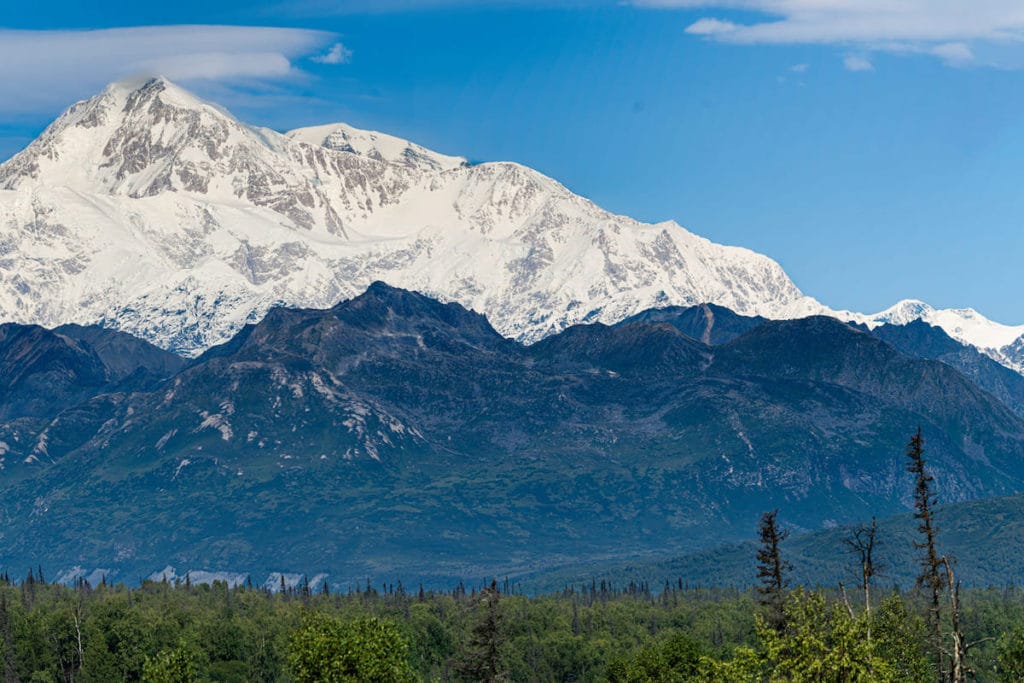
[0,322,183,422]
[1,285,1024,585]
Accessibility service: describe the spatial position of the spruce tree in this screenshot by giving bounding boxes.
[906,427,945,678]
[457,579,506,682]
[756,509,791,634]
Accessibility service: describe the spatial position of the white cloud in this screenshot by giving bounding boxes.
[634,0,1024,68]
[313,42,354,64]
[789,63,809,72]
[0,26,334,115]
[843,55,874,72]
[684,17,739,35]
[931,41,974,66]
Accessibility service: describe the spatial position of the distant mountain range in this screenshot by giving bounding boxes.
[0,77,1021,375]
[2,284,1024,586]
[1,78,1022,588]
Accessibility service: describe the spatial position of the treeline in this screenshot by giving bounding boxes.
[1,572,1024,681]
[2,429,1024,681]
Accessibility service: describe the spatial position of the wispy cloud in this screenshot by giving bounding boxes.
[843,55,874,72]
[0,26,335,115]
[313,42,354,64]
[259,0,571,16]
[637,0,1024,68]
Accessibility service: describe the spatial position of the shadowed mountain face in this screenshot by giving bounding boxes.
[55,324,188,385]
[1,284,1024,586]
[620,305,1024,420]
[619,303,767,345]
[0,323,184,422]
[871,319,1024,418]
[0,324,108,422]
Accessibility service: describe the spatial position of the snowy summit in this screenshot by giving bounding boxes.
[0,77,824,355]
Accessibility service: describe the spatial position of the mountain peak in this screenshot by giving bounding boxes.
[286,122,467,172]
[0,79,835,358]
[0,75,255,195]
[875,299,934,323]
[105,76,239,122]
[869,299,1024,353]
[334,282,507,349]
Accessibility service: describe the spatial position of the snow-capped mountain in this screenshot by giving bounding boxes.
[0,77,1021,372]
[0,77,824,355]
[863,300,1024,374]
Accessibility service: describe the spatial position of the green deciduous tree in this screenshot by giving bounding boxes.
[141,645,199,683]
[997,626,1024,681]
[287,613,415,683]
[870,594,931,682]
[608,631,705,682]
[701,589,929,683]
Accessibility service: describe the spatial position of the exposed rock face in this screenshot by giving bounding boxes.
[0,77,823,356]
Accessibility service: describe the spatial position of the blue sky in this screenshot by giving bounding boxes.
[2,1,1023,322]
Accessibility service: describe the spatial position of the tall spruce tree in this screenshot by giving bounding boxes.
[457,579,506,682]
[756,509,791,634]
[906,427,946,680]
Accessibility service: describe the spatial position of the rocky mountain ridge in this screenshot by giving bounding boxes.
[2,285,1023,584]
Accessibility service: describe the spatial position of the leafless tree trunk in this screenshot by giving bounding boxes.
[942,557,965,683]
[838,582,856,620]
[846,516,880,642]
[73,604,85,678]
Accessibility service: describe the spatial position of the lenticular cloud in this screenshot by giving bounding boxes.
[0,25,334,114]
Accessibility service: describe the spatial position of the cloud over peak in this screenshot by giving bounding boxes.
[0,25,336,115]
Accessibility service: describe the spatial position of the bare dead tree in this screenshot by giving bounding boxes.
[942,558,966,683]
[845,517,881,640]
[940,557,996,683]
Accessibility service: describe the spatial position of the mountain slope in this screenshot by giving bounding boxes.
[54,324,187,383]
[0,324,108,422]
[617,303,1024,418]
[870,299,1024,354]
[0,77,825,356]
[523,492,1024,591]
[871,319,1024,418]
[2,286,1023,584]
[0,322,182,422]
[618,303,767,345]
